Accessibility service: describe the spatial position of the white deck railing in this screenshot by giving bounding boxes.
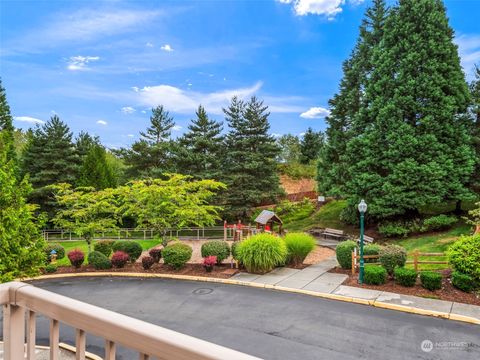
[1,281,260,360]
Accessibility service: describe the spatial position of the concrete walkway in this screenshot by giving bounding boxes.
[231,256,480,324]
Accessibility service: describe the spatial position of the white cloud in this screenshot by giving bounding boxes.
[96,120,108,125]
[127,134,135,138]
[278,0,363,17]
[300,106,330,118]
[160,44,174,52]
[455,34,480,79]
[121,106,136,114]
[146,42,154,48]
[14,116,45,124]
[67,55,100,71]
[172,125,182,131]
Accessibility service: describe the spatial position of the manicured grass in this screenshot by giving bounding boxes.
[51,239,161,267]
[390,223,473,270]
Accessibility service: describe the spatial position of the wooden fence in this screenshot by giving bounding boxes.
[351,249,449,274]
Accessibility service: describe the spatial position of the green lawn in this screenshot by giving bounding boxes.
[52,239,161,266]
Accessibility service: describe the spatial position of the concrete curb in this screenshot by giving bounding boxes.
[22,272,480,326]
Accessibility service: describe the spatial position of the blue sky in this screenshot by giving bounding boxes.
[1,0,479,149]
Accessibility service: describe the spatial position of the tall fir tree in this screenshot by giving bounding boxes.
[78,144,117,189]
[0,79,17,163]
[21,115,80,215]
[470,65,480,192]
[176,105,224,179]
[223,96,281,219]
[317,0,388,197]
[76,131,101,159]
[119,105,176,178]
[342,0,474,221]
[299,127,324,164]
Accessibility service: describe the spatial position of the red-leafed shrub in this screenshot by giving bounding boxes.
[111,251,129,268]
[142,256,155,270]
[203,256,217,272]
[67,249,85,268]
[149,248,162,263]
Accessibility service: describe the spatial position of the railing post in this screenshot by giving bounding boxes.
[27,310,36,360]
[3,304,26,360]
[105,340,116,360]
[76,329,86,360]
[50,319,60,360]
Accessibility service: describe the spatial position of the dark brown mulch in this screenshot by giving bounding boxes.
[329,267,480,306]
[45,263,238,279]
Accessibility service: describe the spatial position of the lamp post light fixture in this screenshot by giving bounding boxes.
[358,199,367,284]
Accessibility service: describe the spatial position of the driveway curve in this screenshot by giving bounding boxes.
[7,277,480,359]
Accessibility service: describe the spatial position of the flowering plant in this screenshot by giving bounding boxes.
[203,256,217,272]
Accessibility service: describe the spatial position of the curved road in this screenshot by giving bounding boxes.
[5,277,480,359]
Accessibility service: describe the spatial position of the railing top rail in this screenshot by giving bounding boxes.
[2,281,259,360]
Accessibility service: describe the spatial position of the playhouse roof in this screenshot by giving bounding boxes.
[255,210,283,225]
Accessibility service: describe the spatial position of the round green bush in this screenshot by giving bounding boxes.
[451,271,477,293]
[237,234,287,274]
[394,267,417,287]
[364,244,381,263]
[422,215,457,232]
[45,264,57,273]
[88,251,112,270]
[201,241,230,265]
[284,232,316,266]
[364,265,387,285]
[163,243,193,270]
[94,240,114,257]
[112,241,143,263]
[420,271,442,291]
[45,243,65,261]
[335,240,357,269]
[447,235,480,283]
[379,245,407,276]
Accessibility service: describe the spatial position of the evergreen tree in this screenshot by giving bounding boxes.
[76,131,101,159]
[299,127,324,164]
[470,65,480,192]
[223,96,281,219]
[317,0,388,197]
[343,0,474,221]
[176,105,224,179]
[21,115,80,215]
[0,79,17,163]
[119,105,176,178]
[78,144,117,189]
[277,134,301,163]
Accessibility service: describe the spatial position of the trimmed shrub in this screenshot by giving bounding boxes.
[203,256,217,272]
[284,232,316,266]
[237,233,288,274]
[378,222,410,238]
[149,248,162,263]
[379,245,407,276]
[142,256,155,270]
[112,241,143,263]
[67,249,85,268]
[364,244,381,263]
[231,241,240,260]
[335,240,357,269]
[201,241,230,265]
[364,265,387,285]
[88,251,112,270]
[111,251,129,268]
[394,267,417,287]
[94,240,114,257]
[420,271,442,291]
[447,235,480,283]
[45,243,65,261]
[163,243,193,270]
[451,271,477,293]
[45,264,57,273]
[422,215,457,232]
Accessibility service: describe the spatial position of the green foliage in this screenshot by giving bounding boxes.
[231,241,240,260]
[469,66,480,192]
[237,233,287,274]
[223,96,282,219]
[364,265,387,285]
[379,245,407,275]
[447,235,480,282]
[335,240,357,269]
[201,241,230,265]
[468,201,480,227]
[88,251,112,270]
[45,264,57,273]
[422,215,458,232]
[77,144,117,189]
[394,267,417,287]
[378,222,411,238]
[284,232,315,266]
[276,134,301,164]
[276,199,315,223]
[364,244,381,263]
[299,127,324,164]
[93,240,114,257]
[0,79,16,162]
[45,243,66,261]
[451,271,477,293]
[420,271,442,291]
[162,242,193,269]
[112,241,143,263]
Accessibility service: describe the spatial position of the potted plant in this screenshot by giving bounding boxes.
[203,256,217,273]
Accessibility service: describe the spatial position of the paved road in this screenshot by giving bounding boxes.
[2,277,479,359]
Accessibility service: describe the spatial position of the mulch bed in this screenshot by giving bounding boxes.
[330,267,480,306]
